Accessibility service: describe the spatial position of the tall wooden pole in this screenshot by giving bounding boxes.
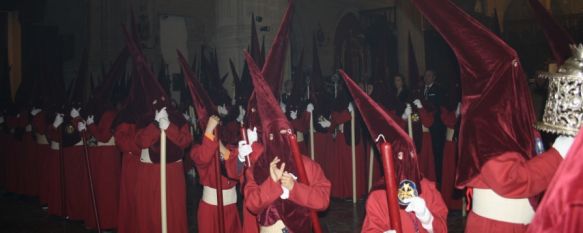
[350,110,357,203]
[214,129,225,233]
[309,112,315,160]
[160,130,168,233]
[368,144,374,191]
[81,131,101,233]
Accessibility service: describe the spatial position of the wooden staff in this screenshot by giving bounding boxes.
[407,114,413,139]
[379,142,403,233]
[350,109,357,204]
[368,144,374,191]
[214,128,225,233]
[309,112,315,160]
[81,130,101,233]
[160,129,168,233]
[287,133,322,233]
[58,126,67,216]
[240,124,250,166]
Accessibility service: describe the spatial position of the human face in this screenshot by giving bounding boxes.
[424,71,435,85]
[394,76,404,89]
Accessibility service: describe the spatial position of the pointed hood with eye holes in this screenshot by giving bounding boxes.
[411,0,537,187]
[340,69,423,204]
[118,25,186,163]
[244,50,312,233]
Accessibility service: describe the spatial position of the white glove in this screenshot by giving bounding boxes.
[318,118,331,128]
[217,104,229,117]
[70,108,81,118]
[247,127,258,145]
[553,135,575,159]
[402,104,412,120]
[53,114,64,128]
[86,115,95,125]
[31,108,42,116]
[77,121,87,132]
[290,110,298,120]
[158,117,170,130]
[155,107,169,122]
[280,173,298,199]
[455,102,461,118]
[236,105,246,123]
[405,197,434,232]
[0,116,4,124]
[383,231,396,233]
[306,103,314,113]
[238,141,253,162]
[413,99,423,109]
[183,112,190,121]
[280,102,286,113]
[348,102,354,112]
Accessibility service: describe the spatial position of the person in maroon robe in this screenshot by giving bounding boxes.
[408,0,575,232]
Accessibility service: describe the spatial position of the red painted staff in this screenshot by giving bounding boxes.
[80,127,101,233]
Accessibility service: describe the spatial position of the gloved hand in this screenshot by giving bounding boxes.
[247,127,258,145]
[238,141,253,162]
[183,112,190,121]
[86,115,95,125]
[77,121,87,132]
[155,107,170,130]
[280,172,297,199]
[404,197,434,232]
[70,108,81,118]
[217,104,229,117]
[318,118,331,128]
[31,107,42,116]
[280,102,287,113]
[306,103,314,113]
[348,102,354,112]
[553,135,575,159]
[236,105,246,123]
[383,230,396,233]
[402,104,412,120]
[290,110,298,120]
[53,114,64,128]
[413,99,423,109]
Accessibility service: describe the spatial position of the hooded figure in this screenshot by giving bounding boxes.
[410,0,575,232]
[339,70,448,233]
[242,50,331,233]
[119,25,191,233]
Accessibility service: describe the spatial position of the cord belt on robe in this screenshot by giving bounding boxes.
[472,188,535,224]
[96,136,116,146]
[202,186,237,206]
[36,133,49,145]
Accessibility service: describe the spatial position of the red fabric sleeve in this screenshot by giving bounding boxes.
[291,111,310,133]
[45,123,60,142]
[440,107,457,129]
[244,168,284,214]
[421,179,449,233]
[114,123,139,154]
[32,111,47,135]
[288,156,331,211]
[88,111,116,142]
[165,123,192,149]
[417,108,434,128]
[478,149,563,198]
[331,110,352,126]
[135,123,160,149]
[224,142,265,180]
[190,136,219,169]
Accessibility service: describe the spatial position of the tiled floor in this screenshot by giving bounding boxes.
[0,182,465,233]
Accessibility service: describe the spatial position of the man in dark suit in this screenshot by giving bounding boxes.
[421,70,446,187]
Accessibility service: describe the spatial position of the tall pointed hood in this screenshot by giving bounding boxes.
[245,0,294,128]
[69,48,90,107]
[177,49,217,129]
[250,13,263,67]
[492,8,502,37]
[408,32,420,89]
[340,69,422,194]
[87,47,129,117]
[244,51,312,233]
[527,0,575,65]
[411,0,537,186]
